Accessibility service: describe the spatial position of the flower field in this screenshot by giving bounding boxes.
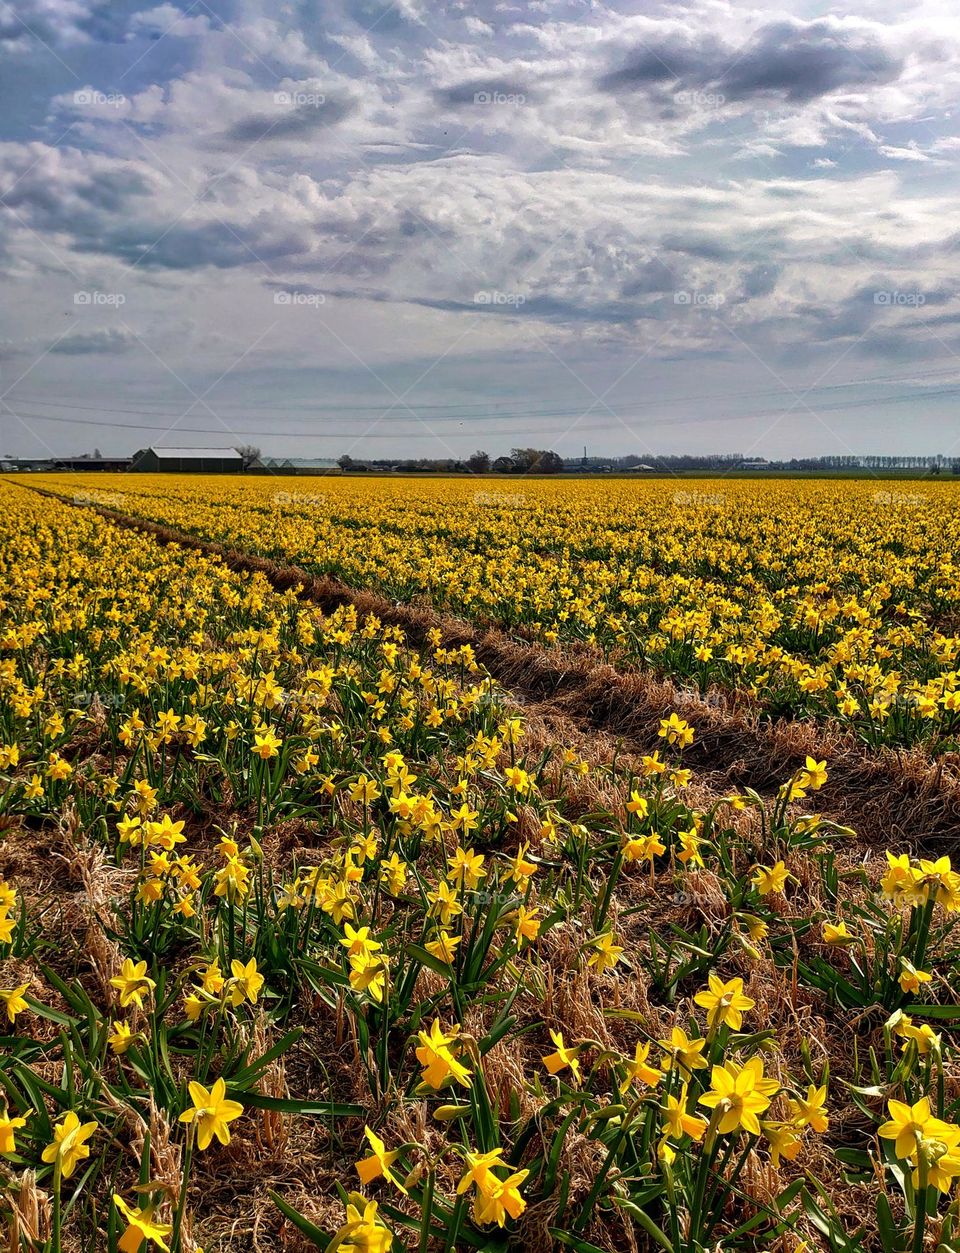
[2,475,960,1253]
[39,473,960,750]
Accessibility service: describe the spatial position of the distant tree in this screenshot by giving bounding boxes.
[236,444,261,471]
[510,447,563,473]
[510,448,537,472]
[337,454,355,470]
[466,449,490,473]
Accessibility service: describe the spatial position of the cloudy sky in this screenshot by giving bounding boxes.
[1,0,960,461]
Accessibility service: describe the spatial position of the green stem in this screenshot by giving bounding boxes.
[418,1168,436,1253]
[171,1128,195,1253]
[51,1160,62,1253]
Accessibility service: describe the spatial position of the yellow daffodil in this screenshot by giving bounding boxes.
[178,1077,244,1151]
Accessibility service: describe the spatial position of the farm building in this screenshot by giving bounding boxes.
[131,446,246,473]
[56,456,131,471]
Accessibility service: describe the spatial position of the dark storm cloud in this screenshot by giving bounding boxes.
[598,18,903,104]
[740,263,781,299]
[434,78,537,107]
[81,220,312,269]
[597,34,725,93]
[223,96,358,144]
[721,20,903,102]
[661,232,737,262]
[619,257,679,297]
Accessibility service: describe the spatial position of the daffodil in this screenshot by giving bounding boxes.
[228,957,264,1007]
[178,1077,244,1151]
[586,931,624,974]
[542,1030,582,1084]
[337,1194,393,1253]
[415,1019,472,1089]
[108,1021,135,1054]
[355,1125,407,1194]
[878,1097,957,1163]
[472,1168,529,1227]
[752,861,789,896]
[348,953,388,1002]
[898,961,933,994]
[659,1026,708,1074]
[113,1194,172,1252]
[42,1111,98,1178]
[662,1090,707,1142]
[789,1084,829,1134]
[110,958,156,1010]
[0,1110,27,1156]
[0,983,29,1023]
[822,920,854,945]
[694,974,755,1032]
[698,1057,778,1135]
[619,1041,664,1093]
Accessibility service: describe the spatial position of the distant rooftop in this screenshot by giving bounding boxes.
[144,446,242,459]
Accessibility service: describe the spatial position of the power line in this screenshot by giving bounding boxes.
[7,379,960,442]
[8,360,960,430]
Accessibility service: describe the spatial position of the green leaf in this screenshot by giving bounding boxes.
[477,1014,518,1057]
[550,1231,618,1253]
[229,1028,303,1087]
[405,943,455,980]
[269,1190,332,1248]
[240,1093,366,1118]
[610,1200,674,1252]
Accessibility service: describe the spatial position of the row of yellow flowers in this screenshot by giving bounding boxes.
[0,480,958,1253]
[35,472,960,749]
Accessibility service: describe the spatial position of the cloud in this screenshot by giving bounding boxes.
[2,0,960,457]
[0,0,98,46]
[224,96,358,143]
[434,77,536,106]
[127,4,213,39]
[51,326,137,353]
[721,19,903,102]
[597,16,904,104]
[598,32,726,93]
